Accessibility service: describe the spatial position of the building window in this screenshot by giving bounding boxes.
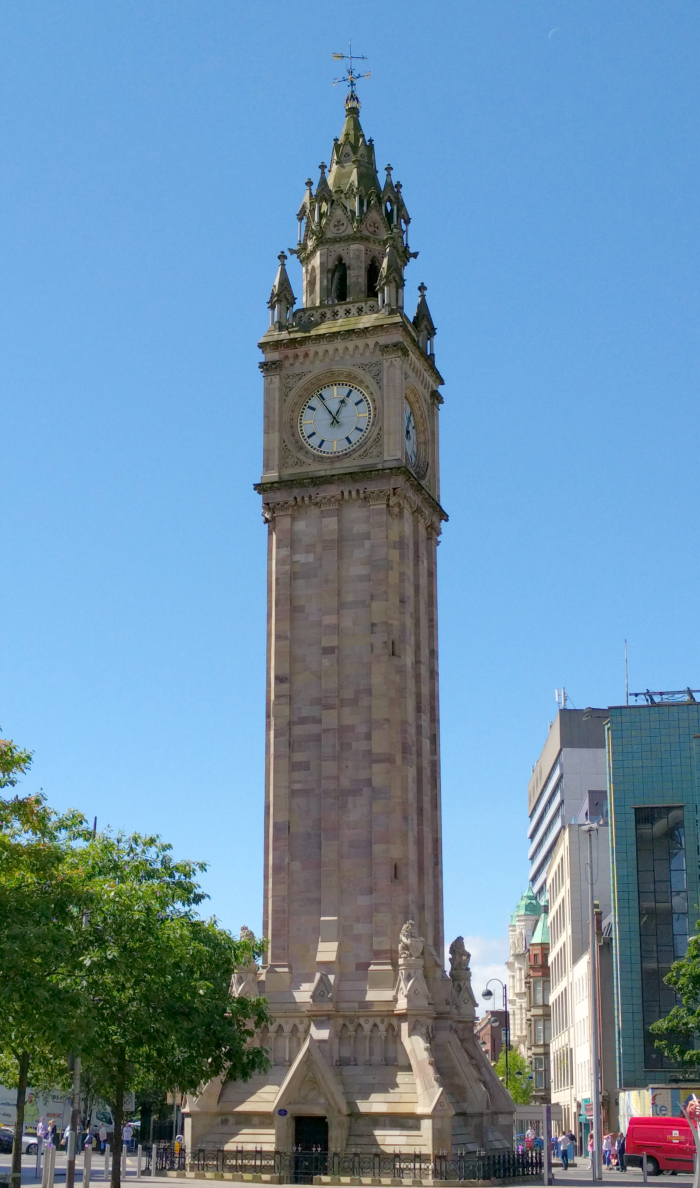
[535,1020,544,1044]
[635,806,688,1068]
[535,1056,546,1089]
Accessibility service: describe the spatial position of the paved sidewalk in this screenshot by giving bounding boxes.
[2,1157,692,1188]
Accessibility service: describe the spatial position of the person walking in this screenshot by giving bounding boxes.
[559,1132,571,1170]
[603,1133,613,1167]
[84,1126,95,1150]
[122,1122,133,1153]
[588,1133,595,1169]
[47,1119,56,1146]
[98,1123,107,1153]
[616,1132,626,1173]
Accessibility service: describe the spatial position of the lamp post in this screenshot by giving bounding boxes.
[482,979,509,1088]
[582,823,603,1181]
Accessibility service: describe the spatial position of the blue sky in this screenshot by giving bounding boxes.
[2,1,698,996]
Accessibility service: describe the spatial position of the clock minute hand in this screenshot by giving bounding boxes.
[316,392,340,425]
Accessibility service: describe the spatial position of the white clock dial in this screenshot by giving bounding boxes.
[404,399,418,469]
[299,383,373,456]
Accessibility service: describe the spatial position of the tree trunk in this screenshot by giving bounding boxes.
[111,1047,126,1188]
[11,1051,30,1188]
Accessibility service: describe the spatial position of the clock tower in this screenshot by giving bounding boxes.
[188,86,513,1158]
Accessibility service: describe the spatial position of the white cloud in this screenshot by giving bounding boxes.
[446,934,509,1020]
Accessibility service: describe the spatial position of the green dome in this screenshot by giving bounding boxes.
[511,886,543,923]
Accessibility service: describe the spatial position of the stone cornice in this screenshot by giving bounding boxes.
[255,464,448,531]
[259,315,444,388]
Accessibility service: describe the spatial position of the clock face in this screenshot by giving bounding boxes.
[404,399,418,469]
[299,383,373,456]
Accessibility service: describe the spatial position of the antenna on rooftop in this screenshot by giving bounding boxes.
[332,42,371,96]
[625,639,629,706]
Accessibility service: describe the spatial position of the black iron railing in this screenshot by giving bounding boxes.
[189,1146,542,1182]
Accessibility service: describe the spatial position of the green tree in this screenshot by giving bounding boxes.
[650,924,700,1068]
[0,738,88,1187]
[72,830,270,1188]
[493,1046,533,1104]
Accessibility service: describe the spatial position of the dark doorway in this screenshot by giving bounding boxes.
[293,1116,328,1183]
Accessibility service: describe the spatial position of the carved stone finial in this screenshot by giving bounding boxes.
[240,925,256,943]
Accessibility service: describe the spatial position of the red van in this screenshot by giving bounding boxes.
[626,1116,697,1175]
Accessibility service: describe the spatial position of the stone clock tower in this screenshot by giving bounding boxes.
[188,88,513,1157]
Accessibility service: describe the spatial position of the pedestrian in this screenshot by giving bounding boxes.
[559,1132,571,1170]
[36,1118,48,1144]
[588,1133,595,1169]
[47,1119,56,1146]
[84,1127,95,1150]
[122,1122,133,1152]
[603,1133,612,1167]
[525,1127,536,1151]
[62,1124,71,1149]
[551,1133,560,1161]
[616,1132,626,1173]
[98,1123,107,1153]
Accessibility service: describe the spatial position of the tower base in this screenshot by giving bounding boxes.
[186,936,514,1157]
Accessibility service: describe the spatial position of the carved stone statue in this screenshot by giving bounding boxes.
[230,925,259,999]
[396,921,430,1010]
[399,920,425,961]
[449,936,470,973]
[449,935,476,1018]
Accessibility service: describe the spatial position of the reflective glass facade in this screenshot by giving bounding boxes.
[634,805,688,1067]
[607,704,700,1089]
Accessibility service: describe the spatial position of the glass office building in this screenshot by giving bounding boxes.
[608,701,700,1089]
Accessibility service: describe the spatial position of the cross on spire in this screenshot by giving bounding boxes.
[332,42,371,100]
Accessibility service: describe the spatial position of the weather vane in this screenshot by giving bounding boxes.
[332,42,371,94]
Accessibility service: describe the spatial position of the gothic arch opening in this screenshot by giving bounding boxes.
[288,1024,301,1063]
[338,1024,354,1065]
[384,1024,398,1066]
[330,257,347,302]
[307,265,317,306]
[369,1024,383,1065]
[366,258,380,299]
[272,1025,286,1065]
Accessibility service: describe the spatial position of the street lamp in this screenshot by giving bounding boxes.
[582,822,603,1181]
[482,979,509,1088]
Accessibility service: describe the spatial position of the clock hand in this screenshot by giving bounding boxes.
[331,394,349,425]
[316,392,338,424]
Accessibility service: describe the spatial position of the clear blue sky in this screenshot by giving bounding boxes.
[2,2,698,988]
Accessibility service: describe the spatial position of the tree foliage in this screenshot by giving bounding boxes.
[0,731,271,1188]
[493,1046,533,1104]
[650,926,700,1068]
